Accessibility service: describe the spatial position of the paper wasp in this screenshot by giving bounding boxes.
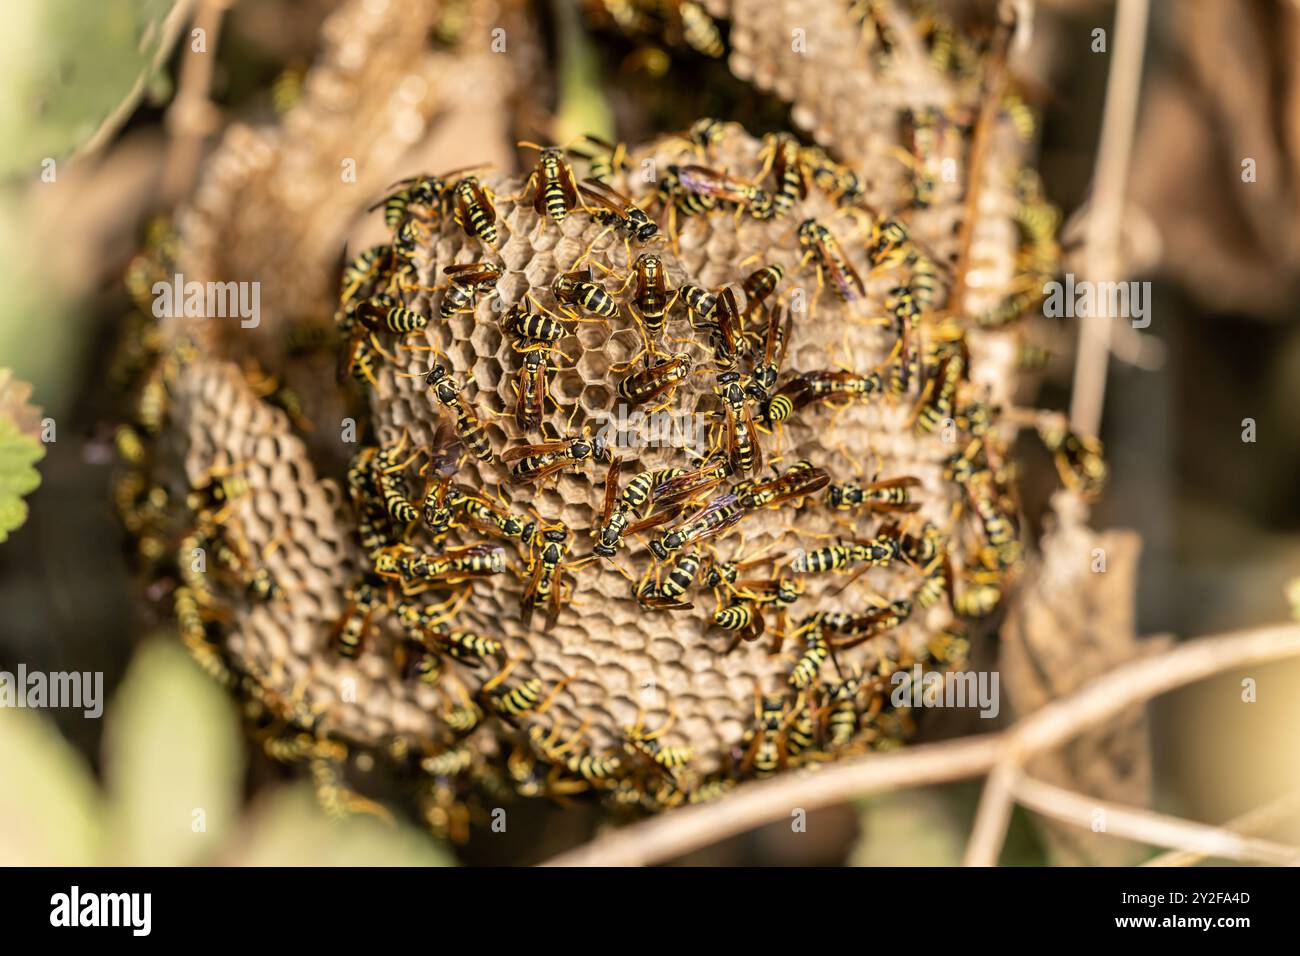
[735,459,828,511]
[452,175,498,245]
[421,364,494,462]
[511,347,555,432]
[374,542,506,590]
[798,219,866,302]
[438,262,501,319]
[481,660,566,720]
[799,143,864,205]
[570,134,628,184]
[740,263,784,322]
[746,303,795,417]
[515,143,581,224]
[738,692,813,777]
[672,0,724,57]
[964,469,1021,570]
[368,173,454,230]
[615,351,691,410]
[651,454,733,508]
[460,490,536,547]
[773,367,883,414]
[522,526,593,617]
[418,459,467,540]
[579,178,659,243]
[621,251,677,337]
[758,133,806,217]
[715,572,802,652]
[820,671,878,748]
[637,546,704,611]
[1036,415,1106,498]
[789,624,830,689]
[680,283,718,326]
[369,433,423,525]
[502,295,567,345]
[623,710,693,778]
[332,577,381,658]
[912,344,966,434]
[897,106,945,208]
[393,586,473,638]
[648,492,744,560]
[791,530,899,576]
[593,461,682,557]
[712,597,765,646]
[502,429,611,483]
[884,285,922,395]
[825,475,921,513]
[817,597,914,649]
[668,163,772,218]
[679,117,727,154]
[715,367,763,475]
[552,267,617,319]
[912,549,955,611]
[339,244,392,305]
[357,290,430,334]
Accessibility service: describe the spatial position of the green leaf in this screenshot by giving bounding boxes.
[552,0,614,145]
[849,787,968,866]
[102,639,244,866]
[0,0,190,176]
[0,708,104,865]
[0,417,43,543]
[226,787,458,868]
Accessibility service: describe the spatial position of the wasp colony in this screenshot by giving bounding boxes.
[111,0,1101,840]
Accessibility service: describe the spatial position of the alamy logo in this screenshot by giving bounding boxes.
[0,665,103,718]
[50,886,151,936]
[152,272,261,328]
[1041,273,1151,328]
[593,406,708,457]
[890,666,1000,718]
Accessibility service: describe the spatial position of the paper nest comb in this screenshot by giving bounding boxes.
[125,0,1051,823]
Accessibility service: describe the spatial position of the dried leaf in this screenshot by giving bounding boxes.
[999,490,1162,865]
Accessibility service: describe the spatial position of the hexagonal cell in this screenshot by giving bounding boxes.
[575,349,610,384]
[597,328,641,366]
[550,235,584,267]
[574,321,609,352]
[553,368,585,402]
[522,255,552,289]
[472,355,504,391]
[580,383,613,415]
[555,335,584,365]
[470,321,502,359]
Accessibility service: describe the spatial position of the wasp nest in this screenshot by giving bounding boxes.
[116,1,1099,831]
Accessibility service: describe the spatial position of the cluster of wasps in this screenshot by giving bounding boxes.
[583,0,727,61]
[107,218,402,821]
[94,0,1110,834]
[316,91,1108,819]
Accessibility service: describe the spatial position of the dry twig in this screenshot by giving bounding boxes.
[1143,790,1300,867]
[1068,0,1150,437]
[161,0,230,204]
[1011,774,1300,866]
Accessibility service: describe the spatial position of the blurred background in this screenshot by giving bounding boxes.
[1,0,1298,866]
